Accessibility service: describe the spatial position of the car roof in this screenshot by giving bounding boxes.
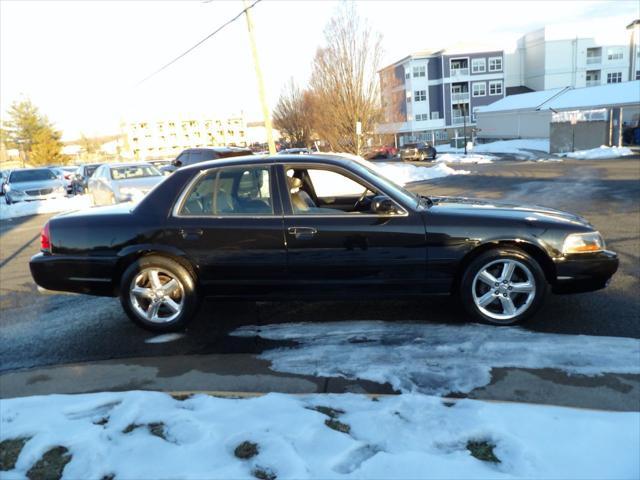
[184,147,251,153]
[180,153,361,173]
[106,162,154,168]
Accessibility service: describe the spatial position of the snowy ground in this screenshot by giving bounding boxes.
[0,195,93,221]
[560,145,635,160]
[436,153,497,164]
[232,322,640,395]
[437,139,550,160]
[372,162,469,184]
[1,391,638,480]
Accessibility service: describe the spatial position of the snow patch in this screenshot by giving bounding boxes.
[436,153,496,164]
[560,145,635,160]
[371,162,469,185]
[232,322,640,395]
[438,139,550,158]
[1,391,638,479]
[0,195,93,221]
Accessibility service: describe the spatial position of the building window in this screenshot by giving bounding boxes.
[413,65,426,77]
[405,72,410,79]
[607,72,622,83]
[488,80,503,95]
[472,82,486,97]
[414,90,426,101]
[435,130,448,141]
[488,56,502,72]
[415,113,429,121]
[471,58,486,73]
[431,112,440,120]
[607,48,623,61]
[472,107,481,122]
[635,70,640,80]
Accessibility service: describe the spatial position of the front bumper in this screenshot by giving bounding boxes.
[9,192,65,203]
[552,250,619,294]
[30,252,117,297]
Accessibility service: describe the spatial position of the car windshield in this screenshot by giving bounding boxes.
[350,157,420,207]
[9,169,57,183]
[85,165,100,177]
[110,165,161,180]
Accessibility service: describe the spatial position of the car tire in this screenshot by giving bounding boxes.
[419,153,425,162]
[119,255,200,332]
[460,247,547,326]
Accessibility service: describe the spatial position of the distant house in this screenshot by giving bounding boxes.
[476,81,640,152]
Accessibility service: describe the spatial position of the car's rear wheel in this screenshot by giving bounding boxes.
[120,255,200,332]
[460,248,547,325]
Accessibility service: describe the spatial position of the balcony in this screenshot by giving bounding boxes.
[586,56,601,65]
[452,116,471,125]
[450,68,469,77]
[451,92,470,103]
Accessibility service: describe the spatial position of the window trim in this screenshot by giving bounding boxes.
[488,56,503,72]
[488,80,503,96]
[172,163,280,218]
[279,163,409,218]
[472,82,487,97]
[471,58,486,73]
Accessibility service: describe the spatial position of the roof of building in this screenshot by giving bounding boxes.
[540,81,640,110]
[477,87,568,113]
[478,81,640,114]
[627,19,640,29]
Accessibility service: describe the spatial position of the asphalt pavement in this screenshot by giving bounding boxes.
[1,157,638,381]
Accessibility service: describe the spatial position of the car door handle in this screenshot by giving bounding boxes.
[287,226,317,239]
[179,228,203,240]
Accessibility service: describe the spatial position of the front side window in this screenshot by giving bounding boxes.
[286,166,382,215]
[488,56,502,71]
[472,82,486,97]
[179,166,273,216]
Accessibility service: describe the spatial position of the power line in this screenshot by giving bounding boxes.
[136,0,262,87]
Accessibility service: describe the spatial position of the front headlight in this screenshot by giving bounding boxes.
[562,231,605,254]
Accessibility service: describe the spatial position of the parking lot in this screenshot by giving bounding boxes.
[1,156,638,375]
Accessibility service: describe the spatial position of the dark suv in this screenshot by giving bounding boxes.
[399,142,437,162]
[163,147,253,174]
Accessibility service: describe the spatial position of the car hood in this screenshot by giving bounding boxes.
[9,179,63,191]
[427,196,592,228]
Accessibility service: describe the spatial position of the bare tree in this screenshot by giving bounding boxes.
[309,3,383,154]
[272,79,314,148]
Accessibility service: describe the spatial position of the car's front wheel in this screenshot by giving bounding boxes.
[120,255,200,332]
[460,248,547,325]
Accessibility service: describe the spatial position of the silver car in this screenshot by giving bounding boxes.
[88,162,164,206]
[5,168,66,205]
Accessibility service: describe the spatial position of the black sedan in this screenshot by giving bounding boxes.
[30,154,618,332]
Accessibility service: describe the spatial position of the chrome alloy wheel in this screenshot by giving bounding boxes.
[129,267,185,323]
[471,259,536,322]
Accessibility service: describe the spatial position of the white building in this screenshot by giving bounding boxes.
[506,22,634,91]
[627,19,640,81]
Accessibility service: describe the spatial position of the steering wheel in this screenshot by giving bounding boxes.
[353,187,371,211]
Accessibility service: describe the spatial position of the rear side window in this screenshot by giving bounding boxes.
[179,166,273,216]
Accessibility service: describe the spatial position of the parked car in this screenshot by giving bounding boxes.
[363,145,398,160]
[161,147,253,174]
[88,162,165,206]
[30,154,618,332]
[5,168,66,204]
[147,159,172,171]
[399,142,437,161]
[51,166,77,194]
[71,163,103,194]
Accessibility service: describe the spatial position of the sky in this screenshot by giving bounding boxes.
[1,0,638,141]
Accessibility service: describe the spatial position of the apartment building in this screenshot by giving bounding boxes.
[506,24,634,91]
[377,48,506,146]
[628,19,640,81]
[125,115,247,160]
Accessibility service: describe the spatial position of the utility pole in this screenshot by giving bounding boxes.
[243,0,276,155]
[463,103,468,155]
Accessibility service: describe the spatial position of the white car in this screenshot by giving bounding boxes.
[88,163,165,206]
[4,168,66,205]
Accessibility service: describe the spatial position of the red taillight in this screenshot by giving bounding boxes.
[41,222,51,252]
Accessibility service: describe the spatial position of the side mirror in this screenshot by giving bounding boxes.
[172,159,182,167]
[371,195,402,215]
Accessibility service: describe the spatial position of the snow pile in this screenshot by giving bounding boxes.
[1,391,638,479]
[232,322,640,395]
[438,139,550,158]
[436,153,496,164]
[372,162,469,185]
[561,145,635,160]
[0,195,93,221]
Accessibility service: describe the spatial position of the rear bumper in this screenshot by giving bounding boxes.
[552,250,619,294]
[30,252,118,297]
